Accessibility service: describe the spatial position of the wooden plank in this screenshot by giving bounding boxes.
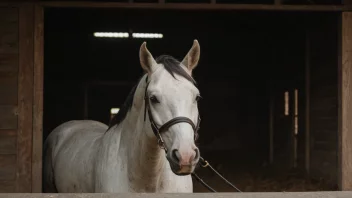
[0,130,16,155]
[16,4,33,193]
[0,7,18,23]
[0,155,16,181]
[0,181,15,193]
[2,192,352,198]
[0,75,18,105]
[0,25,19,55]
[32,4,43,193]
[338,12,352,191]
[0,105,17,129]
[38,1,351,11]
[0,54,18,73]
[0,8,19,58]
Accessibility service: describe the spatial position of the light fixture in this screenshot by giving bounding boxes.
[94,32,129,38]
[110,108,120,114]
[93,32,163,39]
[132,33,163,39]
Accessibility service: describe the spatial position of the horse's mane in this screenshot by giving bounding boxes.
[107,55,196,130]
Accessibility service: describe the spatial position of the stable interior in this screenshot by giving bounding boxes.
[43,8,339,192]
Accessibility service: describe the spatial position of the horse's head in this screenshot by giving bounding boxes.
[139,40,201,176]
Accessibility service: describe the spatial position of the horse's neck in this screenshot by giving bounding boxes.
[109,77,169,192]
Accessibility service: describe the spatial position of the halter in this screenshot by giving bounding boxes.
[143,76,201,151]
[142,76,241,193]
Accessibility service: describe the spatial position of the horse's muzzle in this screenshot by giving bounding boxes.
[166,149,199,176]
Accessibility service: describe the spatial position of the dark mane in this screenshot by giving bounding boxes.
[107,55,196,130]
[155,55,196,85]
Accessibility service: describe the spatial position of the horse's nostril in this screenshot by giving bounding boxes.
[172,149,179,163]
[194,148,200,160]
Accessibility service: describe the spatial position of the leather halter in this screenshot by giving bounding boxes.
[143,76,201,151]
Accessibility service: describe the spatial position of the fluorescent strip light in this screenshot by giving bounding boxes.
[132,33,163,39]
[110,108,120,114]
[94,32,129,38]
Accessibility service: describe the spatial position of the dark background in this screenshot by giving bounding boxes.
[43,7,339,191]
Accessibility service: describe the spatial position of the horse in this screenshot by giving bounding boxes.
[43,40,202,193]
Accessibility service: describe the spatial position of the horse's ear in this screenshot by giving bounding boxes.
[181,40,200,74]
[139,42,157,73]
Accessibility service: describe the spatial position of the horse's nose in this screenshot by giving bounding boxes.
[171,148,199,166]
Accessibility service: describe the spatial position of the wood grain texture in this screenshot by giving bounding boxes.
[0,130,16,154]
[39,1,349,11]
[0,75,18,105]
[1,192,352,198]
[0,105,17,129]
[0,54,18,73]
[16,3,34,193]
[0,155,16,181]
[32,5,43,193]
[0,7,18,61]
[339,12,352,190]
[0,181,15,193]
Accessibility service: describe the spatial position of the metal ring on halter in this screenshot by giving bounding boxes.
[201,160,209,168]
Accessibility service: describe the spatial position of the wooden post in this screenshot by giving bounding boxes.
[338,11,352,191]
[32,4,44,193]
[305,28,311,175]
[17,3,34,192]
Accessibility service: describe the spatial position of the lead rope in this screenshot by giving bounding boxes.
[158,141,241,192]
[145,76,241,193]
[194,157,242,192]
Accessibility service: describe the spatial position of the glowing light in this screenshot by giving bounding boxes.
[94,32,129,38]
[110,108,120,114]
[132,33,163,39]
[93,32,163,39]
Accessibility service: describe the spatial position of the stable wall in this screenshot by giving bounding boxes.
[0,5,36,192]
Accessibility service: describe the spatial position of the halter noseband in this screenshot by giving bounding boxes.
[143,76,201,151]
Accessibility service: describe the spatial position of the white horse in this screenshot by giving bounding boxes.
[43,40,202,193]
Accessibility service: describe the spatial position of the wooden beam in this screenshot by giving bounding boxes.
[37,1,351,11]
[17,3,34,193]
[32,4,43,193]
[338,11,352,191]
[1,192,352,198]
[275,0,281,5]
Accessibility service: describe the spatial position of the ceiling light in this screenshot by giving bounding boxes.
[110,108,120,114]
[132,33,163,39]
[94,32,129,38]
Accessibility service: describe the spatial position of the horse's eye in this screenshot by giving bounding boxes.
[196,95,202,102]
[150,95,159,104]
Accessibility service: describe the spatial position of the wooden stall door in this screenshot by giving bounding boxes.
[339,11,352,191]
[0,4,39,193]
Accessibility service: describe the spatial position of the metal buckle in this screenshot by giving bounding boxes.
[200,158,209,168]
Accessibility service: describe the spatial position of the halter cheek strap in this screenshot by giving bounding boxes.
[143,76,201,150]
